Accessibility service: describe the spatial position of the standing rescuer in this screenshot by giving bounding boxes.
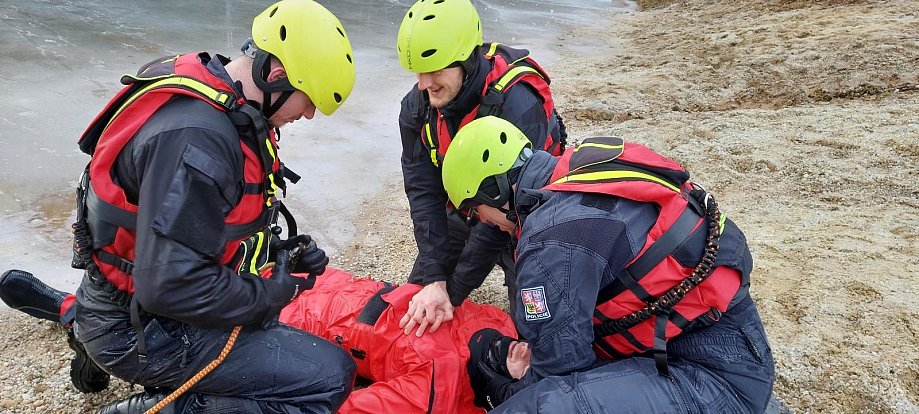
[52,0,358,412]
[442,116,776,413]
[395,0,567,337]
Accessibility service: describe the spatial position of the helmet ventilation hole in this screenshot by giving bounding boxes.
[434,0,445,3]
[408,11,413,18]
[269,7,278,17]
[421,49,437,58]
[482,149,490,162]
[334,93,342,103]
[337,27,345,37]
[500,132,507,144]
[279,25,287,41]
[346,54,352,63]
[423,14,435,20]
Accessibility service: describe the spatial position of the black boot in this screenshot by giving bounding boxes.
[0,269,67,322]
[0,269,111,393]
[68,328,111,393]
[96,390,177,414]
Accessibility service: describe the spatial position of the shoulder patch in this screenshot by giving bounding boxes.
[521,286,551,321]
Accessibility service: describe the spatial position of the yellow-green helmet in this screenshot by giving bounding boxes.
[397,0,483,73]
[442,116,532,210]
[252,0,355,115]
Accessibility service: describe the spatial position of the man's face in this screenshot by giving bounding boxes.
[474,204,517,234]
[416,66,464,109]
[267,90,317,128]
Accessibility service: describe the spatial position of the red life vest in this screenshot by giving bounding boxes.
[421,43,564,168]
[77,53,282,294]
[544,137,752,371]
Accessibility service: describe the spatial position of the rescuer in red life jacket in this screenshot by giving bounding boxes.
[1,268,529,413]
[12,0,359,412]
[440,116,776,413]
[395,0,568,338]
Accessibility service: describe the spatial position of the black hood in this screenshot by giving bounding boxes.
[513,151,558,228]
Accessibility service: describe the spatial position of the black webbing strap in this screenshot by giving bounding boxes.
[476,88,505,118]
[280,162,301,185]
[242,183,262,195]
[596,207,701,305]
[476,64,542,119]
[356,283,396,326]
[277,201,298,239]
[86,185,136,230]
[129,296,148,364]
[653,308,671,377]
[95,250,134,275]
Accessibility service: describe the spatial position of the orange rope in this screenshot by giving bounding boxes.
[143,325,242,414]
[143,262,278,413]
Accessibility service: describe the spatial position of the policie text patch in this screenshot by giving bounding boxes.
[521,286,551,321]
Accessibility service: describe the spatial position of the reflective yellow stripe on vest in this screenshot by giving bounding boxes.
[574,142,624,152]
[424,122,439,167]
[485,43,501,57]
[106,76,233,132]
[264,138,279,205]
[554,170,681,193]
[493,66,542,92]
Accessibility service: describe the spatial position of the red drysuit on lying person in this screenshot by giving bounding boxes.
[279,268,516,414]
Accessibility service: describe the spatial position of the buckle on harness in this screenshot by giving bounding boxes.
[477,89,505,117]
[95,250,135,275]
[117,259,133,274]
[689,181,714,210]
[481,90,504,106]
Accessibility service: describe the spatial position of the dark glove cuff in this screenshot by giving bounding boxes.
[447,282,470,307]
[411,272,448,285]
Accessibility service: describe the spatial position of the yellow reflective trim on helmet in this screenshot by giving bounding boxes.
[424,122,439,167]
[573,142,624,152]
[554,170,681,192]
[493,66,540,92]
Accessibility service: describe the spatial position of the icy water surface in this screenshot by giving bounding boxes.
[0,0,634,294]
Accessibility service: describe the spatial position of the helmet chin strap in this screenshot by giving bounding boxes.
[251,48,296,119]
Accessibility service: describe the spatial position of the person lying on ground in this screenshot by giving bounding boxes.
[1,267,529,413]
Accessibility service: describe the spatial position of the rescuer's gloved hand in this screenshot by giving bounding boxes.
[271,234,329,276]
[268,251,314,304]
